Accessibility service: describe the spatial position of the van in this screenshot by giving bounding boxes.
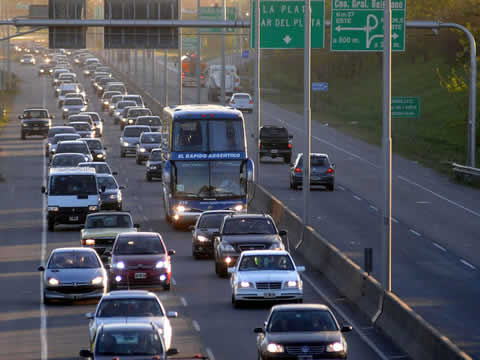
[42,167,101,231]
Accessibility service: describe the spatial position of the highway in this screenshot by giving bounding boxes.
[103,49,480,358]
[0,60,405,359]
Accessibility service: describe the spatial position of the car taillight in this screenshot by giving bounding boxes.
[288,143,292,149]
[200,75,204,79]
[295,167,301,173]
[231,100,235,104]
[249,101,253,104]
[327,168,334,173]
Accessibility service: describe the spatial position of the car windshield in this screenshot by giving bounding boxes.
[96,176,118,190]
[108,85,126,92]
[198,213,229,228]
[95,329,164,356]
[149,151,162,161]
[118,101,136,110]
[64,98,83,106]
[268,310,339,332]
[51,155,85,167]
[114,236,165,255]
[56,143,89,154]
[71,123,91,132]
[239,255,294,271]
[103,92,120,100]
[111,96,123,104]
[141,134,161,144]
[48,128,76,139]
[123,96,142,105]
[69,116,90,123]
[78,163,110,174]
[222,218,276,235]
[84,113,100,122]
[48,251,100,269]
[136,117,160,126]
[49,174,97,195]
[23,110,48,118]
[124,128,148,137]
[86,214,132,229]
[60,90,75,96]
[53,134,80,144]
[97,299,164,317]
[260,127,288,137]
[85,140,102,150]
[128,109,151,117]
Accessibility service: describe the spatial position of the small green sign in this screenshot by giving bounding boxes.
[331,0,406,52]
[199,7,236,33]
[251,0,325,49]
[392,97,420,118]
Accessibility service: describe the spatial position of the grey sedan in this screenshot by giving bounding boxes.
[289,153,335,191]
[38,247,108,304]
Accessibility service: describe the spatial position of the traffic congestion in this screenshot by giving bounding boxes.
[4,47,373,360]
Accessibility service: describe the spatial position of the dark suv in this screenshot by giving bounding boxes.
[213,214,287,277]
[19,108,53,139]
[259,125,293,163]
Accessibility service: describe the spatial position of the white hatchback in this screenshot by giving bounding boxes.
[229,250,304,307]
[229,93,253,112]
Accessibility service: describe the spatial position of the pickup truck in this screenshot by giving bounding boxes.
[259,125,293,163]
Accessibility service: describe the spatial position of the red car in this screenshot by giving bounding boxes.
[108,232,175,291]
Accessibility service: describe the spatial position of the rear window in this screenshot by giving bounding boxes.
[260,127,288,137]
[64,98,83,106]
[234,94,250,100]
[298,156,329,167]
[198,213,229,228]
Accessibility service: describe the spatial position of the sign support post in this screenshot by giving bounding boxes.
[303,0,311,226]
[254,0,261,182]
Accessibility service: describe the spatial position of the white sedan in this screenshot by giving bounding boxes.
[85,290,178,349]
[228,93,253,112]
[229,250,304,307]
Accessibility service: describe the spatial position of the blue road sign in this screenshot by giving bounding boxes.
[312,82,328,92]
[242,50,249,58]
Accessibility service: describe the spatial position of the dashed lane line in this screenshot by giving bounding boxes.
[409,229,421,237]
[353,195,362,201]
[432,242,447,252]
[460,259,476,270]
[206,348,215,360]
[192,320,200,332]
[180,297,188,307]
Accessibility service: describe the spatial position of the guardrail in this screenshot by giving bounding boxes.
[452,163,480,182]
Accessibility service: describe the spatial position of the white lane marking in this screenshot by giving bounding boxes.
[460,259,476,270]
[41,142,48,360]
[409,229,421,237]
[369,205,378,212]
[143,215,148,222]
[180,297,188,307]
[125,177,129,183]
[391,217,399,224]
[353,195,362,201]
[398,176,480,218]
[138,204,144,211]
[192,320,200,332]
[171,278,177,286]
[206,348,216,360]
[416,201,430,204]
[134,195,138,201]
[337,185,345,191]
[302,274,390,360]
[432,242,447,252]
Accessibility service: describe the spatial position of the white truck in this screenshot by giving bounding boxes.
[207,65,241,102]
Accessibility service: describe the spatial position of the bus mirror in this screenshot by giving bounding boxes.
[163,161,171,184]
[246,159,255,183]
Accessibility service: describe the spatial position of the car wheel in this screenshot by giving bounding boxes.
[215,260,221,276]
[327,183,334,191]
[163,282,171,291]
[292,182,298,190]
[43,293,51,305]
[47,219,54,232]
[284,155,291,163]
[21,132,26,140]
[146,174,152,182]
[136,157,141,165]
[120,150,125,158]
[192,247,199,260]
[232,294,241,308]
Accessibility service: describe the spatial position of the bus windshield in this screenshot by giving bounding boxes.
[173,161,246,199]
[172,118,244,152]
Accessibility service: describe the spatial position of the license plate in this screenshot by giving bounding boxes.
[311,176,320,181]
[135,272,147,279]
[297,356,312,360]
[270,149,278,154]
[69,216,79,221]
[263,292,276,298]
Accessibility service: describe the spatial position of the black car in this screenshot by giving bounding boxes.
[19,108,53,139]
[191,210,234,259]
[96,174,125,211]
[136,132,162,164]
[259,125,293,163]
[135,115,161,132]
[145,149,164,181]
[213,214,287,277]
[255,304,352,360]
[289,153,335,191]
[83,138,107,162]
[45,125,77,156]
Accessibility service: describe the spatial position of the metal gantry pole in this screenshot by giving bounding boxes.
[178,0,183,104]
[221,0,226,105]
[134,47,138,79]
[6,24,10,89]
[142,48,146,88]
[254,0,261,182]
[303,0,311,226]
[381,0,392,292]
[164,49,168,107]
[151,49,155,94]
[196,0,201,104]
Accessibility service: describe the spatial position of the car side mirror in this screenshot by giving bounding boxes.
[85,312,94,320]
[341,325,353,333]
[41,185,46,194]
[167,311,178,318]
[112,171,118,175]
[253,327,264,333]
[101,185,106,193]
[103,146,107,150]
[227,267,235,274]
[167,348,179,356]
[188,225,195,231]
[18,115,22,119]
[288,135,293,139]
[103,251,111,257]
[79,350,93,358]
[104,264,111,270]
[134,223,140,228]
[296,266,305,272]
[331,162,336,168]
[279,230,288,236]
[38,266,45,272]
[119,185,126,190]
[168,249,176,256]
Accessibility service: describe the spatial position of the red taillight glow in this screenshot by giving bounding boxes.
[231,100,235,104]
[249,101,253,104]
[295,167,301,173]
[200,75,204,79]
[288,143,292,149]
[327,168,334,173]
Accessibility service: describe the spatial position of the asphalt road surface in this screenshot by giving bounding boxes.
[0,60,405,359]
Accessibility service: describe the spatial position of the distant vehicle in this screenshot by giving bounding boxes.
[229,250,305,307]
[38,62,53,75]
[108,94,125,115]
[54,140,92,161]
[38,247,107,304]
[78,162,116,175]
[69,121,95,139]
[122,94,145,108]
[181,53,207,87]
[289,153,335,191]
[207,64,240,102]
[119,125,151,158]
[100,91,121,111]
[136,132,162,164]
[213,213,286,277]
[45,126,77,156]
[96,174,125,211]
[108,232,175,291]
[83,138,107,162]
[62,97,87,119]
[135,115,161,132]
[49,133,81,157]
[19,107,53,139]
[254,304,352,360]
[86,290,177,349]
[20,54,35,65]
[229,93,253,112]
[57,83,81,106]
[191,210,234,259]
[113,100,137,125]
[81,212,138,258]
[121,107,152,130]
[104,82,127,95]
[80,112,104,137]
[79,323,178,359]
[50,153,89,169]
[145,149,164,182]
[259,125,293,163]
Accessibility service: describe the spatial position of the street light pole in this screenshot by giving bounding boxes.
[303,0,311,226]
[254,0,261,182]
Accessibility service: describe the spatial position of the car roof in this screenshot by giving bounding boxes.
[24,108,48,111]
[225,213,271,220]
[49,167,96,175]
[68,122,90,126]
[102,322,156,331]
[127,106,148,111]
[137,115,159,119]
[79,161,109,166]
[56,140,87,145]
[271,303,330,311]
[50,126,75,130]
[52,152,85,157]
[95,173,114,179]
[200,210,235,216]
[240,250,290,256]
[102,290,156,299]
[88,211,131,217]
[297,153,329,158]
[117,232,160,239]
[53,133,80,138]
[124,125,151,130]
[51,247,97,253]
[232,93,251,97]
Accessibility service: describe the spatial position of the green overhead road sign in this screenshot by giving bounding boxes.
[199,7,236,33]
[251,0,325,49]
[392,97,420,118]
[182,37,198,51]
[331,0,406,52]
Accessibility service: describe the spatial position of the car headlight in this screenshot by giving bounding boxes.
[155,260,167,269]
[175,205,190,214]
[47,206,59,212]
[128,119,134,123]
[85,239,95,246]
[114,261,125,269]
[238,281,253,288]
[80,107,87,112]
[88,205,98,211]
[40,69,44,73]
[123,141,129,146]
[326,342,344,352]
[270,242,285,250]
[197,235,209,242]
[219,243,235,252]
[48,277,59,286]
[139,147,146,152]
[233,204,243,212]
[91,276,103,285]
[149,165,158,170]
[84,70,90,75]
[96,153,104,158]
[266,343,284,353]
[108,194,117,199]
[22,123,28,127]
[63,108,68,112]
[285,280,300,288]
[20,60,24,63]
[98,86,103,91]
[104,101,109,105]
